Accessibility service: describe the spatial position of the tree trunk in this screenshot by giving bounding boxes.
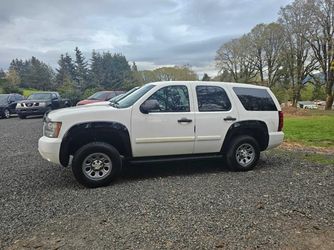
[292,92,300,107]
[325,71,334,110]
[325,91,333,110]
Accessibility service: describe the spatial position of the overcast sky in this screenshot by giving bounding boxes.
[0,0,293,77]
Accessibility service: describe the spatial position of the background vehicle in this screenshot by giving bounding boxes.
[85,87,140,107]
[0,93,25,119]
[76,91,124,106]
[39,81,284,188]
[16,92,71,119]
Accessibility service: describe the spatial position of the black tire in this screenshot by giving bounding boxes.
[72,142,122,188]
[18,114,26,119]
[3,108,10,119]
[225,135,260,171]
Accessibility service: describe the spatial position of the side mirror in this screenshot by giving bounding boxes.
[140,99,160,114]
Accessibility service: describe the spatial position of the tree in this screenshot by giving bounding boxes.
[74,47,88,91]
[247,23,286,87]
[90,50,104,88]
[262,23,286,87]
[153,66,198,81]
[279,0,318,106]
[56,53,75,87]
[202,73,211,81]
[216,36,257,83]
[248,24,267,84]
[8,57,54,90]
[131,62,138,71]
[303,0,334,110]
[0,69,5,79]
[6,69,20,86]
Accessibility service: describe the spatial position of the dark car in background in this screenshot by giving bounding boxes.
[76,90,124,106]
[0,93,25,119]
[16,92,71,119]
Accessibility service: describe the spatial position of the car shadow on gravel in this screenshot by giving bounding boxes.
[117,157,268,184]
[40,157,269,189]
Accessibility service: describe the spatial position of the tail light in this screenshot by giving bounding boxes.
[278,111,284,131]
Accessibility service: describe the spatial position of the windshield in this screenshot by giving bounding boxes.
[0,94,9,105]
[116,84,155,108]
[109,87,139,103]
[28,93,52,100]
[88,92,110,100]
[109,93,125,102]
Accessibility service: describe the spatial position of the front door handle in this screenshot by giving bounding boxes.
[224,116,237,121]
[178,118,192,123]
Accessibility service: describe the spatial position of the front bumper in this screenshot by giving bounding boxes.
[38,136,62,164]
[16,107,48,116]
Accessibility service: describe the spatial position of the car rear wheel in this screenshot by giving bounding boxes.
[225,135,260,171]
[72,142,122,188]
[3,108,10,119]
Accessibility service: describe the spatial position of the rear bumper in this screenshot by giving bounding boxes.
[267,132,284,150]
[38,136,61,165]
[16,107,48,116]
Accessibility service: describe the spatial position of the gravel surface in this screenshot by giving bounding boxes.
[0,116,333,249]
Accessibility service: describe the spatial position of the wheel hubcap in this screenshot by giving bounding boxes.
[4,109,10,118]
[235,143,255,167]
[82,153,112,180]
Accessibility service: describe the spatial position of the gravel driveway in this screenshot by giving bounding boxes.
[0,117,333,249]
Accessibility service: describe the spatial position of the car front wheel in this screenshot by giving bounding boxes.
[3,108,10,119]
[72,142,122,188]
[226,135,260,171]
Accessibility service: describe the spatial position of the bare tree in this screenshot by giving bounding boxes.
[303,0,334,110]
[279,0,318,107]
[216,35,257,83]
[248,24,266,84]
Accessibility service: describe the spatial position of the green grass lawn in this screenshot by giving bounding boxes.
[284,114,334,148]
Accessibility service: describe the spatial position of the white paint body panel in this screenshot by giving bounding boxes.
[38,81,284,165]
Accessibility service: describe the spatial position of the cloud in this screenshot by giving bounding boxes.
[0,0,293,76]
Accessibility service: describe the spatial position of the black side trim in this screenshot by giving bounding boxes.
[128,153,223,164]
[59,121,132,167]
[221,120,269,152]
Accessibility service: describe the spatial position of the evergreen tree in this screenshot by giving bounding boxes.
[74,47,88,90]
[56,53,75,87]
[8,57,54,90]
[202,73,211,81]
[90,50,103,88]
[0,69,5,79]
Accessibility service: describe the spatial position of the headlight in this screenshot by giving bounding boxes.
[43,121,62,138]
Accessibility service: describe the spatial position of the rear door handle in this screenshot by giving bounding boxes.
[178,118,192,123]
[224,116,237,121]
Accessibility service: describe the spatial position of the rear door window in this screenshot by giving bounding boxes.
[196,86,231,112]
[233,87,277,111]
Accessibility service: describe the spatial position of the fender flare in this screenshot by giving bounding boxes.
[59,121,132,167]
[221,120,269,152]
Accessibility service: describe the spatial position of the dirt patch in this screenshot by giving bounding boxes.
[282,107,310,116]
[283,228,334,250]
[282,107,334,117]
[280,142,334,155]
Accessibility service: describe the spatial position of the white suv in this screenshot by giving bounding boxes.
[38,81,284,188]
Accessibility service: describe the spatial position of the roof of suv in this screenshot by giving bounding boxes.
[149,81,269,89]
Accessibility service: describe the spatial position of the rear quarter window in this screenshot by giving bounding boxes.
[233,87,277,111]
